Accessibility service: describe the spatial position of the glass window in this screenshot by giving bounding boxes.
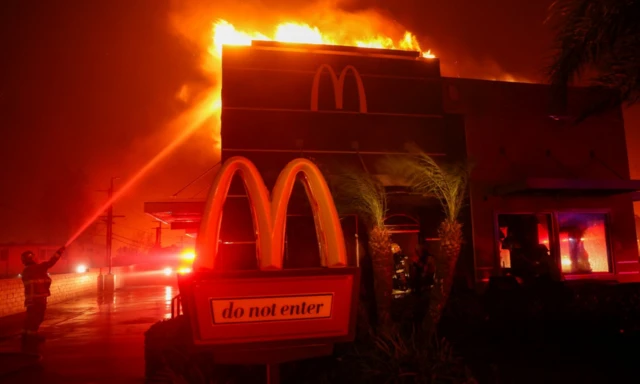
[557,213,610,274]
[497,214,555,278]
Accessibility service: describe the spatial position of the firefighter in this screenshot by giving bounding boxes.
[20,246,66,342]
[392,243,410,293]
[411,241,435,295]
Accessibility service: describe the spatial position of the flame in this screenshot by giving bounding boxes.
[181,18,434,153]
[210,19,434,58]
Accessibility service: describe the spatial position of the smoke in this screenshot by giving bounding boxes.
[168,0,537,99]
[0,0,213,247]
[0,0,547,248]
[167,0,439,156]
[440,57,534,83]
[168,0,433,66]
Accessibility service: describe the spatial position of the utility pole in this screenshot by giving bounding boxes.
[100,177,123,295]
[154,222,162,248]
[103,177,124,273]
[106,177,114,274]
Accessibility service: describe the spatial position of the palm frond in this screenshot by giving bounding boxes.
[547,0,640,109]
[381,144,471,223]
[332,170,387,228]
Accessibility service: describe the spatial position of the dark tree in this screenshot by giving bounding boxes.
[547,0,640,110]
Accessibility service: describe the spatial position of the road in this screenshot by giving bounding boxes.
[0,285,175,383]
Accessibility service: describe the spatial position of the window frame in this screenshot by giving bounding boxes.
[493,209,615,280]
[553,209,614,279]
[492,211,556,271]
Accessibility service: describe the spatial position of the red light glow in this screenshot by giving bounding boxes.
[181,250,196,261]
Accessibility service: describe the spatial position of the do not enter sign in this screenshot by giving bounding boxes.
[185,270,356,345]
[179,157,359,356]
[212,294,333,324]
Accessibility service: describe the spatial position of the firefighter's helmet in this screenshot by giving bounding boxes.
[21,251,36,265]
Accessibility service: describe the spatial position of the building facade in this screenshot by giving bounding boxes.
[145,41,640,286]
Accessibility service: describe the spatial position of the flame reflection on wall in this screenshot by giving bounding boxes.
[498,213,610,275]
[558,213,610,274]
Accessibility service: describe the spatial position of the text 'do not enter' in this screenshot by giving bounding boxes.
[210,294,333,324]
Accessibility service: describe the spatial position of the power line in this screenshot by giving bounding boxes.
[112,223,151,233]
[171,161,220,197]
[112,237,142,249]
[112,232,148,246]
[112,234,152,250]
[113,240,150,251]
[190,184,210,199]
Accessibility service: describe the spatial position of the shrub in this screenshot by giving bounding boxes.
[354,325,477,384]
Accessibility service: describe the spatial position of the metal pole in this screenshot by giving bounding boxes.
[355,215,360,267]
[107,177,114,274]
[155,222,162,247]
[266,364,279,384]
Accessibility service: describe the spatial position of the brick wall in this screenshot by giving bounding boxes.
[0,278,24,318]
[0,266,132,318]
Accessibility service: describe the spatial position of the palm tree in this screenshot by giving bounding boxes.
[333,171,394,326]
[384,145,471,328]
[547,0,640,113]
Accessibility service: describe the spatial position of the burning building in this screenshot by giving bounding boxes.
[145,39,640,287]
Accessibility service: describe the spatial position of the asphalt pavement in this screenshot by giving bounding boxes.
[0,284,176,383]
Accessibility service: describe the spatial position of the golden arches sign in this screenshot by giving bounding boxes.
[194,157,347,271]
[310,64,367,113]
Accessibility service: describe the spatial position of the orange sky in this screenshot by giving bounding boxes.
[1,0,638,253]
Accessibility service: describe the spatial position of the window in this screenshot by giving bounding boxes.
[497,214,554,276]
[557,213,610,274]
[495,212,612,278]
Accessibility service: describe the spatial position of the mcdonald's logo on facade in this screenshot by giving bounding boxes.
[310,64,368,113]
[194,156,347,271]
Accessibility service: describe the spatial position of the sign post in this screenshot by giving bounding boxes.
[267,364,279,384]
[178,157,359,378]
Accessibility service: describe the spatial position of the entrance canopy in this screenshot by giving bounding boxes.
[144,200,205,235]
[494,178,640,196]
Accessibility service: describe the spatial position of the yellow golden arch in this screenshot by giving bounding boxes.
[194,157,347,271]
[310,64,367,113]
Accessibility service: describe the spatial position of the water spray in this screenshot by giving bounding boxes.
[66,95,218,247]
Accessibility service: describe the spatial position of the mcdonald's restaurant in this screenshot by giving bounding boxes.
[145,41,640,290]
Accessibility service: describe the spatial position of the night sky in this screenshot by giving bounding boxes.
[1,0,638,249]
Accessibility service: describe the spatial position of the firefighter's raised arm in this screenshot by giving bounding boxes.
[44,246,66,269]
